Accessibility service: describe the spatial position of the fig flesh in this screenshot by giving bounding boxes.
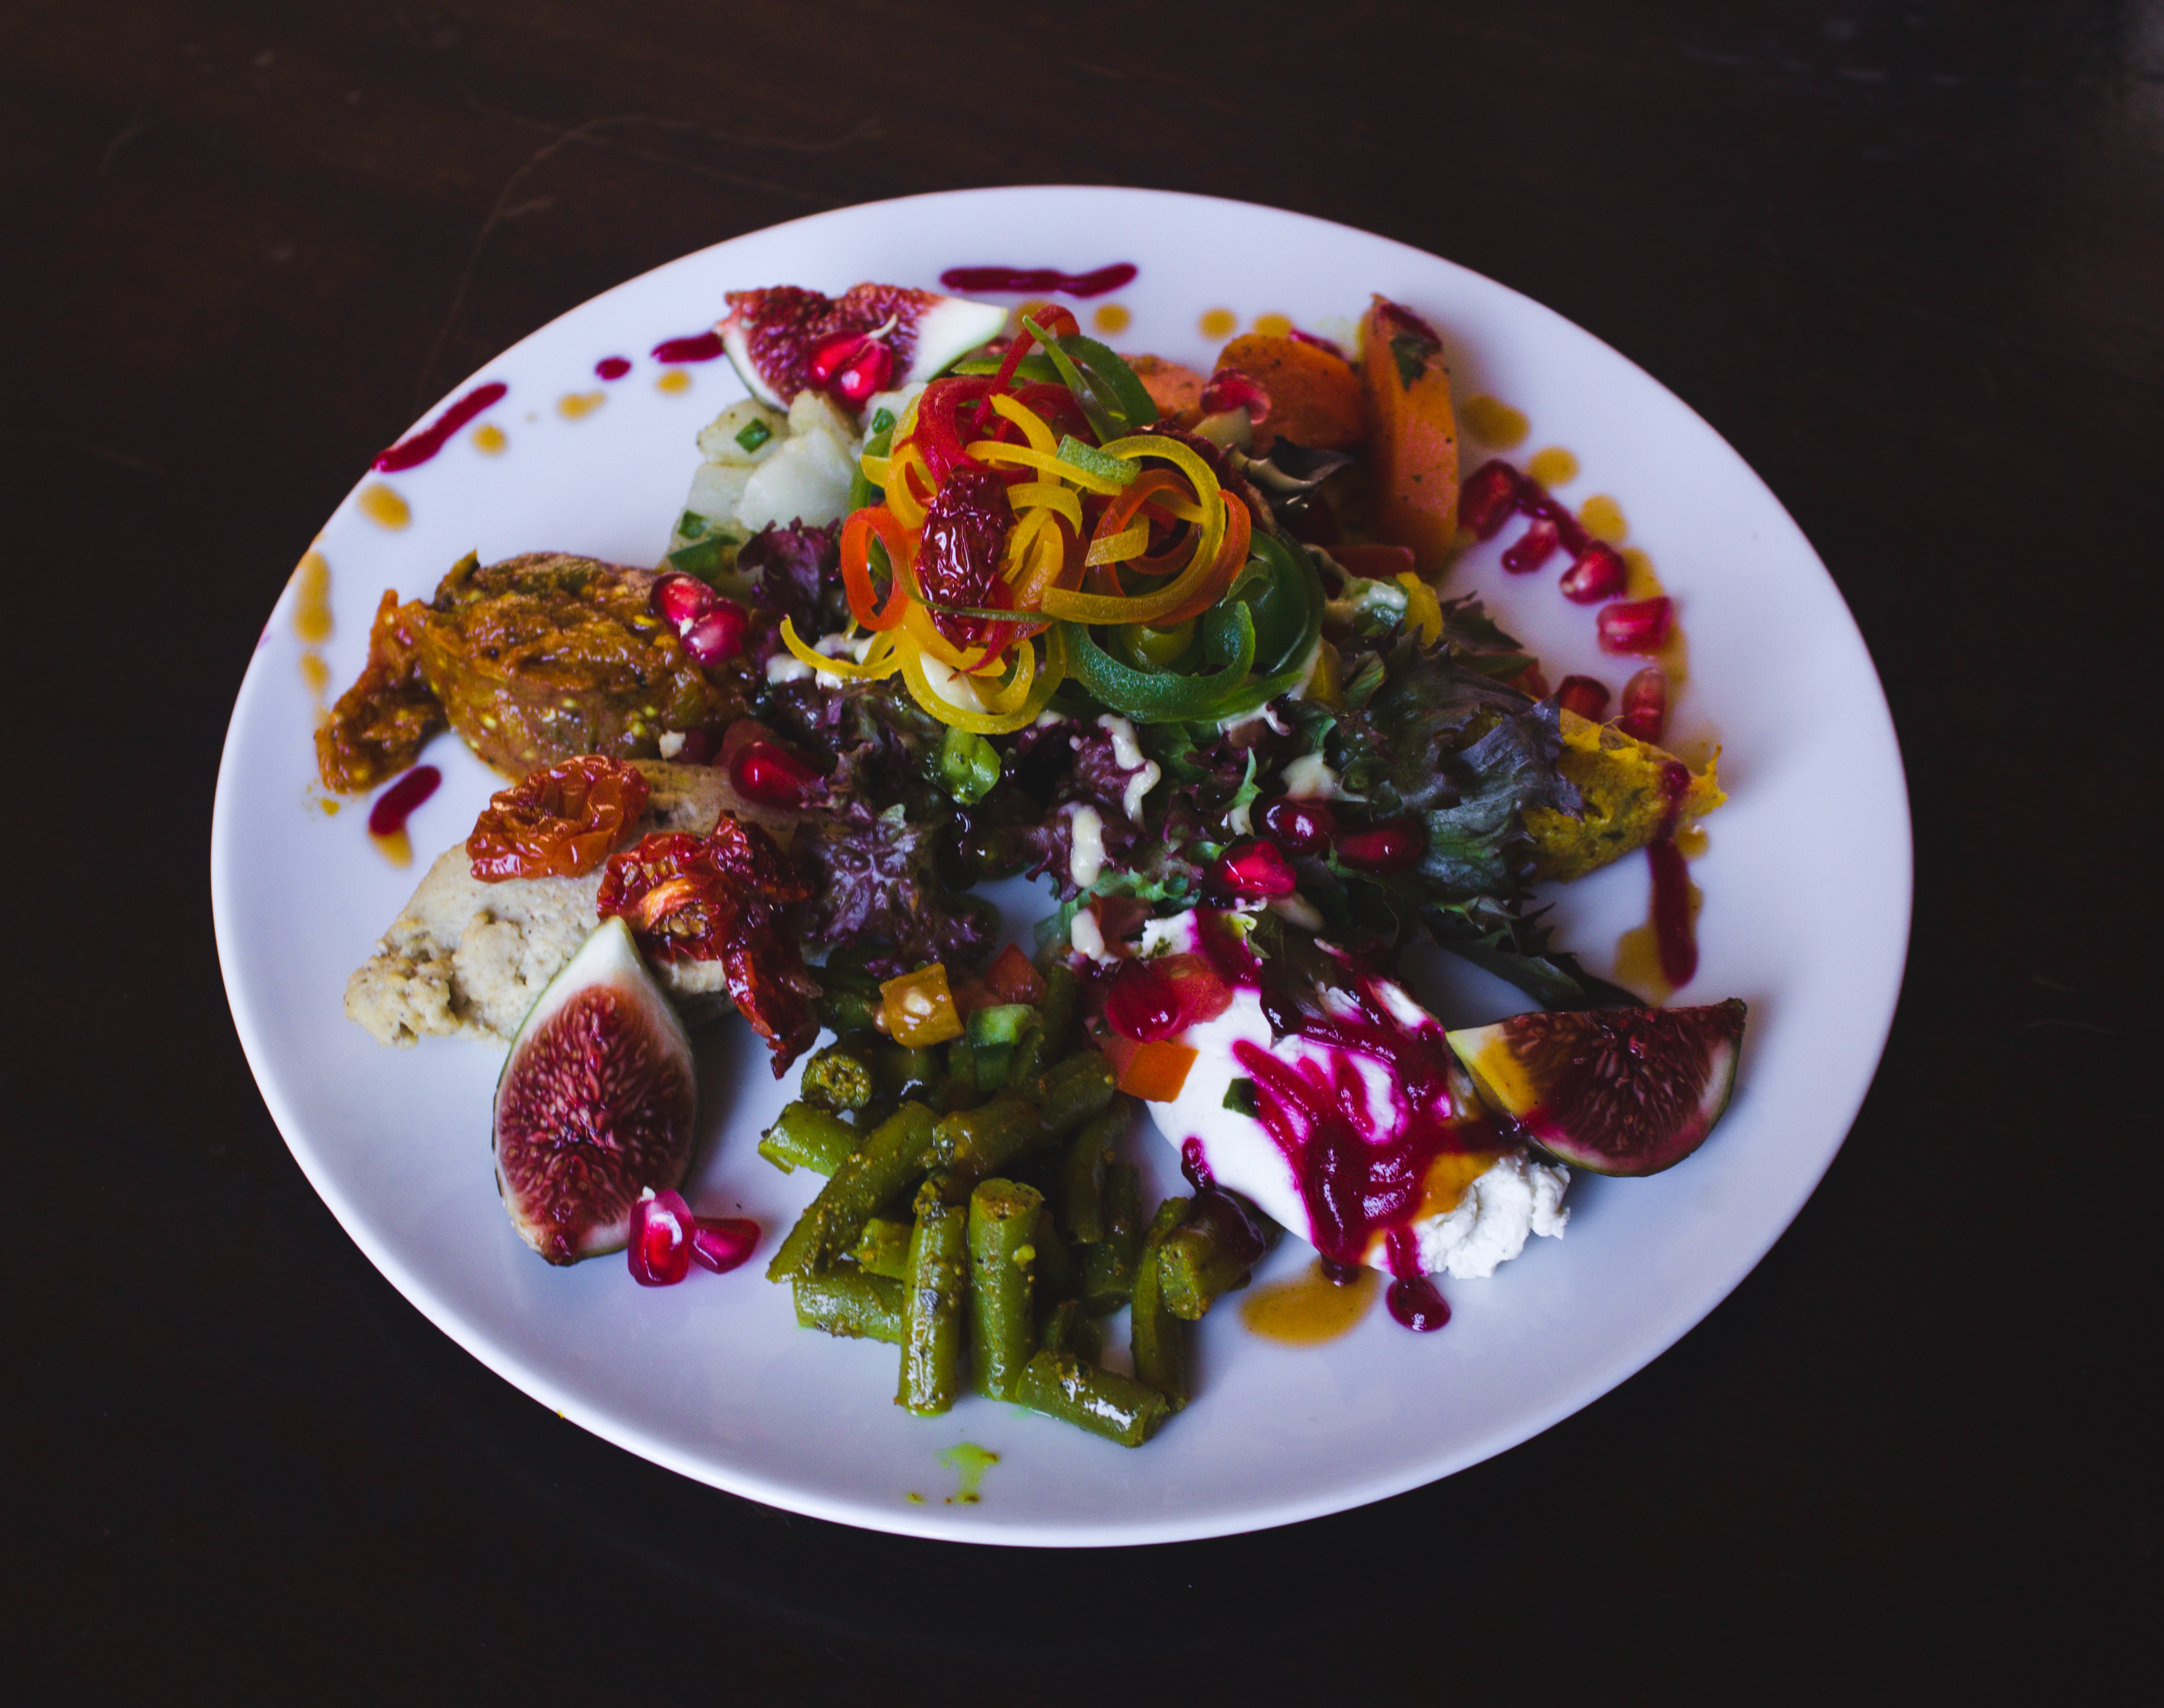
[719,283,1006,411]
[1445,999,1746,1176]
[493,917,698,1264]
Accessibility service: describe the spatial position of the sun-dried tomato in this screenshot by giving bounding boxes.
[467,755,652,882]
[596,817,820,1073]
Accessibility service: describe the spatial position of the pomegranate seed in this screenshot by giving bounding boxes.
[1259,797,1338,855]
[729,739,819,808]
[1598,596,1674,655]
[669,727,716,767]
[1199,367,1272,422]
[1555,675,1612,721]
[1501,517,1560,575]
[681,601,749,665]
[1561,543,1627,604]
[806,331,863,386]
[1210,838,1297,899]
[654,572,716,634]
[1616,667,1669,742]
[629,1190,693,1286]
[1335,820,1425,872]
[833,342,893,407]
[1104,958,1184,1042]
[1458,460,1523,540]
[689,1216,760,1274]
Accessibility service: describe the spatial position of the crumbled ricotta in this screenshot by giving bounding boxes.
[765,653,813,685]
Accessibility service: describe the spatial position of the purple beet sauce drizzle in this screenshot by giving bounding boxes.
[594,355,631,380]
[1190,909,1489,1331]
[651,331,724,363]
[938,262,1138,298]
[373,382,507,472]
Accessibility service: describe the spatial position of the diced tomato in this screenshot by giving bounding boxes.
[983,942,1048,1007]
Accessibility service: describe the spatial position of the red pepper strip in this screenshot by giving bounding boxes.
[840,507,912,631]
[914,376,996,482]
[991,324,1039,392]
[1153,493,1254,626]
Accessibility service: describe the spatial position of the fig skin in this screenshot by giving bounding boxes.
[493,918,698,1264]
[1446,999,1747,1177]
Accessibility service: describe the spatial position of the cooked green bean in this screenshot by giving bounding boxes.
[968,1179,1043,1401]
[929,1093,1048,1186]
[1129,1196,1191,1410]
[757,1101,859,1177]
[1036,1296,1101,1363]
[793,1266,906,1344]
[1017,1349,1171,1448]
[1008,962,1077,1095]
[873,1044,940,1101]
[849,1215,913,1281]
[897,1187,970,1416]
[1037,1051,1117,1138]
[1033,1210,1078,1303]
[1158,1211,1270,1322]
[800,1044,874,1113]
[765,1102,939,1281]
[1058,1098,1132,1243]
[1080,1162,1144,1316]
[814,978,883,1036]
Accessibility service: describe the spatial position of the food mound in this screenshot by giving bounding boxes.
[317,551,752,792]
[325,277,1744,1448]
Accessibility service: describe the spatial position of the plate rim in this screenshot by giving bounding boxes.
[212,182,1913,1547]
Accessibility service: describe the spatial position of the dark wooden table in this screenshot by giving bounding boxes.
[9,2,2155,1697]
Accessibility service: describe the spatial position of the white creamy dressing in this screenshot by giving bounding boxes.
[1143,911,1570,1280]
[1067,805,1106,889]
[1098,714,1161,822]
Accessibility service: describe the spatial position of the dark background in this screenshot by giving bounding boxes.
[7,0,2157,1699]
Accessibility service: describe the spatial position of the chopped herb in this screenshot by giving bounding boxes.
[677,510,710,541]
[734,417,774,453]
[1390,333,1431,389]
[1222,1078,1258,1118]
[868,407,896,435]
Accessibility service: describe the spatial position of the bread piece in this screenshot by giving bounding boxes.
[344,761,791,1048]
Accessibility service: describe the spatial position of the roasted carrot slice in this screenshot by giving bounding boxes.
[1123,354,1206,426]
[1213,334,1366,453]
[1359,295,1461,573]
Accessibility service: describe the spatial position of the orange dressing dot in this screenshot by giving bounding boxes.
[471,423,508,453]
[299,651,330,698]
[655,369,692,394]
[1621,547,1661,598]
[557,391,605,420]
[357,483,410,530]
[1675,823,1710,859]
[1240,1260,1380,1346]
[370,827,414,868]
[291,549,333,643]
[1527,446,1578,487]
[1199,307,1238,340]
[1462,395,1529,448]
[1252,312,1292,338]
[1091,302,1131,334]
[1579,494,1627,543]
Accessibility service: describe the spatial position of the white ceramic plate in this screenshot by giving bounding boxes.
[212,186,1910,1546]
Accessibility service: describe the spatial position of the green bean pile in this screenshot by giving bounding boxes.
[759,963,1267,1447]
